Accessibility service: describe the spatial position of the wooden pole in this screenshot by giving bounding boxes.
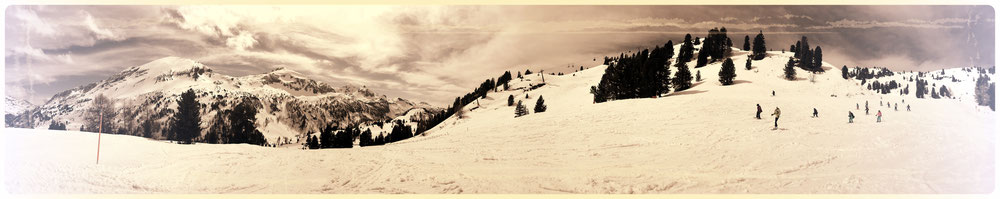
[97,110,102,164]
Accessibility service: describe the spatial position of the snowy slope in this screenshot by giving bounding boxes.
[3,96,34,115]
[5,57,437,145]
[3,43,995,193]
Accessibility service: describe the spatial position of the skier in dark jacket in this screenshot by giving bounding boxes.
[848,111,855,123]
[756,104,763,119]
[812,108,819,117]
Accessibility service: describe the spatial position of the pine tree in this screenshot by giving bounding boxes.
[507,94,514,106]
[841,65,849,79]
[812,46,824,72]
[664,40,674,59]
[695,48,709,68]
[534,96,547,113]
[694,37,701,45]
[719,58,736,85]
[170,89,201,144]
[677,34,695,64]
[745,59,751,70]
[229,98,266,146]
[743,35,751,51]
[939,85,950,98]
[751,30,767,60]
[309,135,320,149]
[673,62,693,91]
[784,57,797,80]
[514,100,528,117]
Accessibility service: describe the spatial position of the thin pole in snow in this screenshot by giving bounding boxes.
[97,110,102,164]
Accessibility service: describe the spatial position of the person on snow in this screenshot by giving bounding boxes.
[772,90,775,96]
[756,104,763,119]
[771,107,781,128]
[906,104,910,111]
[865,105,869,115]
[856,103,859,110]
[894,103,898,111]
[876,110,883,123]
[813,108,819,118]
[848,111,855,123]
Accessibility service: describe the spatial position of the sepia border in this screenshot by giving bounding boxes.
[1,0,997,199]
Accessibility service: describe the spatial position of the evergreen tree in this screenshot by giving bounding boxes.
[507,94,514,106]
[743,35,751,51]
[672,62,693,91]
[812,46,824,72]
[664,40,674,59]
[719,58,736,85]
[751,30,767,60]
[695,48,709,68]
[694,37,701,45]
[745,59,751,70]
[841,65,849,79]
[170,89,201,144]
[677,34,695,64]
[534,96,547,113]
[939,85,950,98]
[514,100,529,117]
[784,57,797,80]
[48,121,67,130]
[228,98,267,146]
[308,135,320,149]
[360,129,373,147]
[319,125,335,148]
[975,75,994,108]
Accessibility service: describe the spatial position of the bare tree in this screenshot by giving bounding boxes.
[83,94,116,133]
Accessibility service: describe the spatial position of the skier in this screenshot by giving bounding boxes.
[865,105,869,115]
[756,104,763,119]
[876,110,882,123]
[771,107,781,128]
[894,103,898,111]
[856,103,859,110]
[848,111,855,123]
[907,104,911,111]
[813,108,819,118]
[772,90,775,96]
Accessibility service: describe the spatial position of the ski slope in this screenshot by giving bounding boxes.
[3,46,995,193]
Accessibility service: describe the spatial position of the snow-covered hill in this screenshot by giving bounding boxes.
[4,57,438,145]
[2,40,994,193]
[4,96,34,115]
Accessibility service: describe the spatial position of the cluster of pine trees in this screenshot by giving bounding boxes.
[789,36,824,73]
[695,27,732,68]
[47,121,67,130]
[203,95,268,146]
[867,80,900,94]
[975,75,996,110]
[591,42,675,103]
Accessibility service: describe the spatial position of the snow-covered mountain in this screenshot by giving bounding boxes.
[5,57,438,145]
[4,96,35,115]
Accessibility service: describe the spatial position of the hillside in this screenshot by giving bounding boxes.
[3,40,995,193]
[4,57,437,145]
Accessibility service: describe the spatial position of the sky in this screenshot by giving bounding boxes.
[4,5,995,106]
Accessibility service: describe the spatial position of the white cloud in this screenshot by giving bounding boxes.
[226,31,258,51]
[808,18,970,29]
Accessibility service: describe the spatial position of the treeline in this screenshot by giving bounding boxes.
[592,42,675,103]
[789,36,824,73]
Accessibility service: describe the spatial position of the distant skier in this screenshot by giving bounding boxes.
[894,103,898,111]
[848,111,855,123]
[812,108,819,118]
[907,104,911,111]
[856,103,859,110]
[865,106,869,115]
[756,104,763,119]
[772,90,775,96]
[876,110,882,123]
[771,107,781,128]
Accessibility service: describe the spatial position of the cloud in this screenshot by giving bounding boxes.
[226,31,258,51]
[808,18,971,29]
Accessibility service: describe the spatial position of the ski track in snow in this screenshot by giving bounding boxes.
[3,46,996,194]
